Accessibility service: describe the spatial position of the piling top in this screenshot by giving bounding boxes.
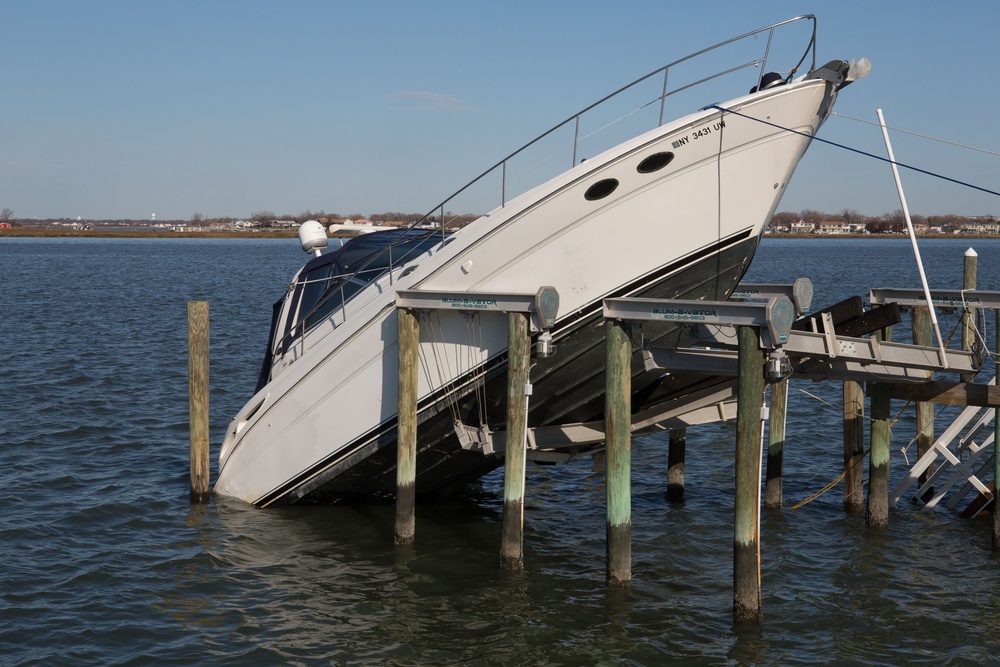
[966,248,978,257]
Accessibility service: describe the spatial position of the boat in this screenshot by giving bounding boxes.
[215,16,868,507]
[326,219,398,237]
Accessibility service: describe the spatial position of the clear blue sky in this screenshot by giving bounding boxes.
[3,1,999,221]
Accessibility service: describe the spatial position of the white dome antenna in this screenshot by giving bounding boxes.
[298,220,328,256]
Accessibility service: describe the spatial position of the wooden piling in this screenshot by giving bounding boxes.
[866,382,891,528]
[500,311,531,571]
[913,306,935,501]
[604,318,632,586]
[963,248,978,353]
[961,248,978,383]
[395,307,419,546]
[842,380,865,513]
[666,428,686,500]
[734,326,765,624]
[764,379,787,510]
[994,308,1000,551]
[187,301,211,504]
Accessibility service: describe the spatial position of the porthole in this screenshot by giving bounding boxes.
[636,151,674,174]
[584,178,619,201]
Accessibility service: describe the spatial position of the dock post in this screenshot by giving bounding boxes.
[866,382,892,528]
[605,318,632,586]
[500,311,531,571]
[993,310,1000,551]
[843,380,865,513]
[963,248,978,361]
[764,379,787,510]
[961,249,978,383]
[913,306,935,501]
[666,428,686,500]
[994,308,1000,551]
[395,307,419,546]
[734,325,765,625]
[187,301,211,504]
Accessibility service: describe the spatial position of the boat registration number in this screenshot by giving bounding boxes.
[671,120,726,149]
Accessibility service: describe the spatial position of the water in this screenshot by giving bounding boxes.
[4,236,1000,665]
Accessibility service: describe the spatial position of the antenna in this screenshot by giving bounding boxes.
[877,108,948,368]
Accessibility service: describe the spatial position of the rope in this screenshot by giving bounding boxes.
[708,105,1000,199]
[464,312,489,430]
[789,308,987,507]
[418,311,461,424]
[830,112,1000,158]
[790,445,871,510]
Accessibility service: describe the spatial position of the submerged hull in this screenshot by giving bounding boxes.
[216,70,844,507]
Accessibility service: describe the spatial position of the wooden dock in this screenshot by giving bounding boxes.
[187,248,1000,626]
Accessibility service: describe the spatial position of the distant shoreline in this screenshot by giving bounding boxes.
[2,229,999,240]
[0,229,300,239]
[766,233,1000,240]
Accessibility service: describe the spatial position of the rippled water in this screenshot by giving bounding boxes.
[4,236,1000,665]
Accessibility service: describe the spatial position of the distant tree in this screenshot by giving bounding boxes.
[191,212,204,223]
[884,209,906,233]
[840,208,863,225]
[0,208,12,222]
[251,210,276,222]
[770,211,798,227]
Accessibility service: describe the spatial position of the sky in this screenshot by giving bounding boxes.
[3,1,1000,221]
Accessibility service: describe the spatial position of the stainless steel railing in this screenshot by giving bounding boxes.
[279,16,817,366]
[413,15,816,237]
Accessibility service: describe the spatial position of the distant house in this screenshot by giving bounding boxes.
[0,222,11,230]
[815,221,848,235]
[790,220,815,233]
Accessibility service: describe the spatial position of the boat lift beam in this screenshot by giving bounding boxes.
[870,287,1000,311]
[644,327,978,382]
[603,296,795,349]
[732,277,814,315]
[396,286,560,332]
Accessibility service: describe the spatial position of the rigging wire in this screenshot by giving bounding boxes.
[830,112,1000,158]
[708,105,1000,199]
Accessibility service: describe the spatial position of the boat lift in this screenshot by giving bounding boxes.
[870,288,1000,514]
[397,280,988,462]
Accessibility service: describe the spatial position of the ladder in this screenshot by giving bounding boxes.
[891,376,997,515]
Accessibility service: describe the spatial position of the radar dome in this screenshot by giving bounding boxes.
[298,220,328,256]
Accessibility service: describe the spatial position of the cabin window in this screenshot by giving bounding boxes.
[303,276,369,331]
[637,151,674,173]
[296,231,444,337]
[297,264,337,324]
[584,178,619,201]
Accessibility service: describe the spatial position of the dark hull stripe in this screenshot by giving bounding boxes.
[256,227,754,507]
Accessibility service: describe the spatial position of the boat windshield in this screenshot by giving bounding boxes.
[294,228,443,332]
[255,228,444,391]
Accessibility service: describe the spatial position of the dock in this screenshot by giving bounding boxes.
[187,248,1000,626]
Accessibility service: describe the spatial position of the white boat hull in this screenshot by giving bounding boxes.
[216,74,841,506]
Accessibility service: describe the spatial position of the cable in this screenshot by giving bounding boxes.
[708,105,1000,199]
[831,112,1000,158]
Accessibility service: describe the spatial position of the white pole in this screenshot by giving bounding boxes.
[876,108,949,368]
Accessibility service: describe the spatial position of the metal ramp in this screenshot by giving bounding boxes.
[891,376,997,514]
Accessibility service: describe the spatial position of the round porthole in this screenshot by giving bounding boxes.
[637,151,674,174]
[584,178,619,201]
